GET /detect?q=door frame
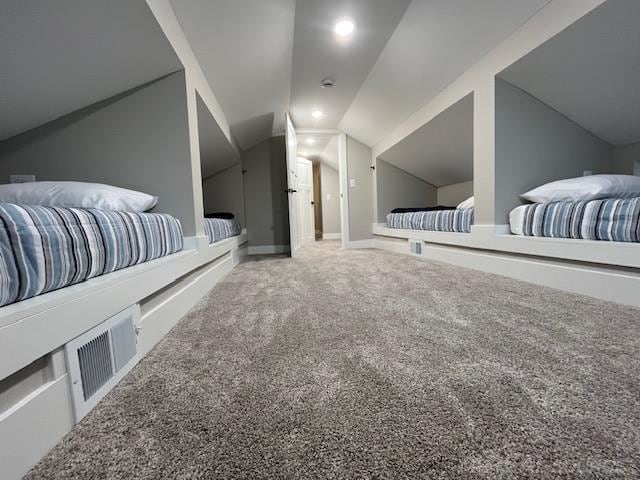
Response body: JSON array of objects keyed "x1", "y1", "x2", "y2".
[
  {"x1": 285, "y1": 114, "x2": 301, "y2": 257},
  {"x1": 296, "y1": 128, "x2": 350, "y2": 249}
]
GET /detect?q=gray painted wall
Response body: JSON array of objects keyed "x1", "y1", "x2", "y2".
[
  {"x1": 612, "y1": 142, "x2": 640, "y2": 175},
  {"x1": 320, "y1": 163, "x2": 340, "y2": 235},
  {"x1": 242, "y1": 136, "x2": 290, "y2": 248},
  {"x1": 0, "y1": 71, "x2": 202, "y2": 235},
  {"x1": 437, "y1": 180, "x2": 473, "y2": 207},
  {"x1": 495, "y1": 78, "x2": 613, "y2": 224},
  {"x1": 202, "y1": 163, "x2": 246, "y2": 226},
  {"x1": 347, "y1": 136, "x2": 374, "y2": 241},
  {"x1": 376, "y1": 158, "x2": 437, "y2": 222}
]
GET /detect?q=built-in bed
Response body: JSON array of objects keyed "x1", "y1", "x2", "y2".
[
  {"x1": 203, "y1": 217, "x2": 242, "y2": 244},
  {"x1": 510, "y1": 198, "x2": 640, "y2": 243},
  {"x1": 0, "y1": 202, "x2": 184, "y2": 307},
  {"x1": 387, "y1": 207, "x2": 474, "y2": 233}
]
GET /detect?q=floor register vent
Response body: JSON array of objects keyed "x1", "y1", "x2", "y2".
[
  {"x1": 65, "y1": 305, "x2": 140, "y2": 421},
  {"x1": 409, "y1": 239, "x2": 423, "y2": 256}
]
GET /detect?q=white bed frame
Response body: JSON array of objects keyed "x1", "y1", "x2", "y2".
[
  {"x1": 0, "y1": 230, "x2": 247, "y2": 480},
  {"x1": 373, "y1": 223, "x2": 640, "y2": 307}
]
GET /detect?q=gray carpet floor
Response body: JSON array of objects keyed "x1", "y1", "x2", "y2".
[{"x1": 26, "y1": 241, "x2": 640, "y2": 479}]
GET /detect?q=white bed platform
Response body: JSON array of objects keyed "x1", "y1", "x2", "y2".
[
  {"x1": 373, "y1": 224, "x2": 640, "y2": 308},
  {"x1": 0, "y1": 230, "x2": 247, "y2": 480}
]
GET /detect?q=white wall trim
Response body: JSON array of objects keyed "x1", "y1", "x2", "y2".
[
  {"x1": 374, "y1": 239, "x2": 640, "y2": 307},
  {"x1": 373, "y1": 237, "x2": 409, "y2": 254},
  {"x1": 0, "y1": 374, "x2": 74, "y2": 480},
  {"x1": 347, "y1": 239, "x2": 374, "y2": 249},
  {"x1": 373, "y1": 223, "x2": 640, "y2": 269},
  {"x1": 138, "y1": 254, "x2": 233, "y2": 357},
  {"x1": 322, "y1": 233, "x2": 341, "y2": 240},
  {"x1": 183, "y1": 235, "x2": 209, "y2": 250},
  {"x1": 338, "y1": 132, "x2": 351, "y2": 248},
  {"x1": 248, "y1": 245, "x2": 291, "y2": 255},
  {"x1": 419, "y1": 243, "x2": 640, "y2": 308}
]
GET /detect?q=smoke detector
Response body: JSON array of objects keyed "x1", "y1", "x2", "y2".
[{"x1": 321, "y1": 78, "x2": 335, "y2": 88}]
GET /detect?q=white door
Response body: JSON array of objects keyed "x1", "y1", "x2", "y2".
[
  {"x1": 296, "y1": 157, "x2": 315, "y2": 244},
  {"x1": 285, "y1": 114, "x2": 301, "y2": 257}
]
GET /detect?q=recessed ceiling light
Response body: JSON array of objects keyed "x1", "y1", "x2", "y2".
[
  {"x1": 311, "y1": 110, "x2": 323, "y2": 119},
  {"x1": 334, "y1": 19, "x2": 355, "y2": 37},
  {"x1": 306, "y1": 138, "x2": 316, "y2": 145}
]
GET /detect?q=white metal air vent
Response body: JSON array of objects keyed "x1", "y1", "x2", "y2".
[
  {"x1": 409, "y1": 239, "x2": 423, "y2": 256},
  {"x1": 65, "y1": 305, "x2": 140, "y2": 422}
]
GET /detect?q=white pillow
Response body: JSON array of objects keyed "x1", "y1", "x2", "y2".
[
  {"x1": 457, "y1": 196, "x2": 474, "y2": 209},
  {"x1": 0, "y1": 181, "x2": 158, "y2": 212},
  {"x1": 521, "y1": 175, "x2": 640, "y2": 204}
]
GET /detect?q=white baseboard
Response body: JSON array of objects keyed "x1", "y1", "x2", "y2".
[
  {"x1": 376, "y1": 240, "x2": 640, "y2": 307},
  {"x1": 373, "y1": 237, "x2": 410, "y2": 254},
  {"x1": 322, "y1": 233, "x2": 341, "y2": 240},
  {"x1": 248, "y1": 245, "x2": 291, "y2": 255},
  {"x1": 347, "y1": 239, "x2": 374, "y2": 249},
  {"x1": 138, "y1": 254, "x2": 233, "y2": 357},
  {"x1": 0, "y1": 374, "x2": 74, "y2": 480}
]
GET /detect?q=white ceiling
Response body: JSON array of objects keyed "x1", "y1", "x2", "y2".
[
  {"x1": 170, "y1": 0, "x2": 295, "y2": 151},
  {"x1": 339, "y1": 0, "x2": 551, "y2": 147},
  {"x1": 297, "y1": 134, "x2": 331, "y2": 158},
  {"x1": 297, "y1": 134, "x2": 339, "y2": 170},
  {"x1": 197, "y1": 94, "x2": 240, "y2": 179},
  {"x1": 0, "y1": 0, "x2": 182, "y2": 142},
  {"x1": 288, "y1": 0, "x2": 411, "y2": 131},
  {"x1": 499, "y1": 0, "x2": 640, "y2": 147},
  {"x1": 171, "y1": 0, "x2": 552, "y2": 154},
  {"x1": 378, "y1": 94, "x2": 473, "y2": 187}
]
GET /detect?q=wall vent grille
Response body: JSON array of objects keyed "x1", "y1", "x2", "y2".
[
  {"x1": 66, "y1": 305, "x2": 140, "y2": 422},
  {"x1": 409, "y1": 239, "x2": 423, "y2": 256},
  {"x1": 77, "y1": 332, "x2": 113, "y2": 401}
]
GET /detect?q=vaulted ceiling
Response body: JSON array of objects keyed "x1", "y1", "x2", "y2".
[
  {"x1": 171, "y1": 0, "x2": 551, "y2": 152},
  {"x1": 499, "y1": 0, "x2": 640, "y2": 147},
  {"x1": 1, "y1": 0, "x2": 554, "y2": 157},
  {"x1": 0, "y1": 0, "x2": 182, "y2": 142}
]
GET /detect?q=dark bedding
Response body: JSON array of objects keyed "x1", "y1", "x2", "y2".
[
  {"x1": 205, "y1": 212, "x2": 235, "y2": 220},
  {"x1": 390, "y1": 206, "x2": 456, "y2": 214}
]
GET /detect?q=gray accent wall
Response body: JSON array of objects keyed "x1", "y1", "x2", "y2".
[
  {"x1": 495, "y1": 78, "x2": 613, "y2": 224},
  {"x1": 202, "y1": 163, "x2": 246, "y2": 227},
  {"x1": 347, "y1": 136, "x2": 374, "y2": 242},
  {"x1": 242, "y1": 136, "x2": 290, "y2": 248},
  {"x1": 376, "y1": 159, "x2": 437, "y2": 222},
  {"x1": 0, "y1": 71, "x2": 203, "y2": 236},
  {"x1": 437, "y1": 180, "x2": 473, "y2": 207},
  {"x1": 319, "y1": 163, "x2": 340, "y2": 235}
]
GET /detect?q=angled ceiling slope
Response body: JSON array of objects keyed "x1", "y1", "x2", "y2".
[
  {"x1": 170, "y1": 0, "x2": 295, "y2": 152},
  {"x1": 197, "y1": 94, "x2": 240, "y2": 179},
  {"x1": 288, "y1": 0, "x2": 411, "y2": 131},
  {"x1": 0, "y1": 0, "x2": 182, "y2": 142},
  {"x1": 378, "y1": 94, "x2": 473, "y2": 187},
  {"x1": 499, "y1": 0, "x2": 640, "y2": 147},
  {"x1": 340, "y1": 0, "x2": 551, "y2": 147}
]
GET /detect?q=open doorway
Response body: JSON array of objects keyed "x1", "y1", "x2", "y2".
[
  {"x1": 285, "y1": 114, "x2": 348, "y2": 258},
  {"x1": 298, "y1": 134, "x2": 342, "y2": 243}
]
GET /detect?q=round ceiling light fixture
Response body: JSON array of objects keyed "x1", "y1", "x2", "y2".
[
  {"x1": 311, "y1": 110, "x2": 323, "y2": 119},
  {"x1": 306, "y1": 137, "x2": 316, "y2": 145},
  {"x1": 334, "y1": 19, "x2": 355, "y2": 37}
]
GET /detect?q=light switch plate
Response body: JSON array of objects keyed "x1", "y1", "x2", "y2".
[
  {"x1": 10, "y1": 174, "x2": 36, "y2": 183},
  {"x1": 349, "y1": 179, "x2": 356, "y2": 188}
]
